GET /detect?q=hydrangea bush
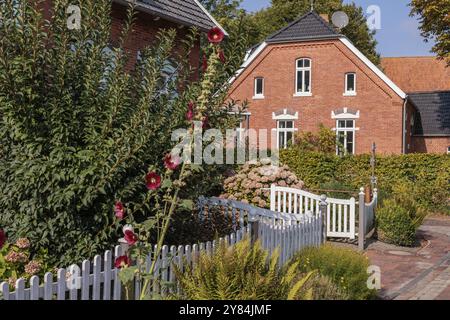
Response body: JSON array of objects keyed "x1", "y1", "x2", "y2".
[
  {"x1": 221, "y1": 161, "x2": 304, "y2": 208},
  {"x1": 0, "y1": 231, "x2": 54, "y2": 289}
]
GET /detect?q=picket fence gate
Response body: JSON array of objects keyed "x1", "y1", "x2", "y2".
[{"x1": 270, "y1": 185, "x2": 356, "y2": 239}]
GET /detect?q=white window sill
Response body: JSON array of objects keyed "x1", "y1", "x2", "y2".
[
  {"x1": 343, "y1": 92, "x2": 357, "y2": 97},
  {"x1": 252, "y1": 95, "x2": 265, "y2": 100},
  {"x1": 293, "y1": 92, "x2": 312, "y2": 97}
]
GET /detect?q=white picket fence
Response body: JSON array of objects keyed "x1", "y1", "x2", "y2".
[
  {"x1": 270, "y1": 185, "x2": 356, "y2": 239},
  {"x1": 198, "y1": 197, "x2": 324, "y2": 266},
  {"x1": 258, "y1": 216, "x2": 323, "y2": 266},
  {"x1": 1, "y1": 194, "x2": 328, "y2": 301},
  {"x1": 0, "y1": 227, "x2": 250, "y2": 300}
]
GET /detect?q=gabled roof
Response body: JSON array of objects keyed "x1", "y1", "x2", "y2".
[
  {"x1": 230, "y1": 11, "x2": 406, "y2": 99},
  {"x1": 409, "y1": 91, "x2": 450, "y2": 136},
  {"x1": 266, "y1": 11, "x2": 340, "y2": 43},
  {"x1": 382, "y1": 57, "x2": 450, "y2": 93},
  {"x1": 116, "y1": 0, "x2": 227, "y2": 35}
]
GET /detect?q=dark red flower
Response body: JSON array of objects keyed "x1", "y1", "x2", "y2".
[
  {"x1": 145, "y1": 172, "x2": 161, "y2": 190},
  {"x1": 186, "y1": 102, "x2": 195, "y2": 121},
  {"x1": 114, "y1": 201, "x2": 126, "y2": 220},
  {"x1": 202, "y1": 116, "x2": 209, "y2": 129},
  {"x1": 202, "y1": 55, "x2": 208, "y2": 72},
  {"x1": 207, "y1": 27, "x2": 225, "y2": 44},
  {"x1": 124, "y1": 230, "x2": 138, "y2": 246},
  {"x1": 164, "y1": 154, "x2": 181, "y2": 171},
  {"x1": 0, "y1": 229, "x2": 6, "y2": 249},
  {"x1": 219, "y1": 50, "x2": 226, "y2": 64},
  {"x1": 114, "y1": 255, "x2": 130, "y2": 269}
]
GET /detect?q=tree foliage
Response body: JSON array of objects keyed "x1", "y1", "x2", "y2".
[
  {"x1": 410, "y1": 0, "x2": 450, "y2": 65},
  {"x1": 0, "y1": 0, "x2": 242, "y2": 265}
]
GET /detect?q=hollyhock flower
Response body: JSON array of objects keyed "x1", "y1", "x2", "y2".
[
  {"x1": 218, "y1": 50, "x2": 226, "y2": 63},
  {"x1": 114, "y1": 201, "x2": 126, "y2": 220},
  {"x1": 124, "y1": 229, "x2": 138, "y2": 246},
  {"x1": 186, "y1": 102, "x2": 195, "y2": 121},
  {"x1": 207, "y1": 27, "x2": 225, "y2": 44},
  {"x1": 164, "y1": 154, "x2": 181, "y2": 171},
  {"x1": 0, "y1": 229, "x2": 6, "y2": 249},
  {"x1": 202, "y1": 55, "x2": 208, "y2": 72},
  {"x1": 15, "y1": 238, "x2": 30, "y2": 249},
  {"x1": 114, "y1": 255, "x2": 130, "y2": 269},
  {"x1": 145, "y1": 172, "x2": 161, "y2": 190}
]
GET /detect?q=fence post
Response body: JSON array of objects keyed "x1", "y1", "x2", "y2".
[
  {"x1": 270, "y1": 184, "x2": 276, "y2": 212},
  {"x1": 319, "y1": 194, "x2": 328, "y2": 244},
  {"x1": 250, "y1": 217, "x2": 260, "y2": 246},
  {"x1": 358, "y1": 187, "x2": 366, "y2": 251}
]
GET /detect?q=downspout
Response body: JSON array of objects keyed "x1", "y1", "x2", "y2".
[{"x1": 402, "y1": 97, "x2": 408, "y2": 154}]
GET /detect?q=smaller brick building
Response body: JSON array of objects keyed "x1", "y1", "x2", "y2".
[{"x1": 228, "y1": 11, "x2": 450, "y2": 155}]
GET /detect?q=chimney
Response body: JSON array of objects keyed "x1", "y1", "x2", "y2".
[{"x1": 320, "y1": 13, "x2": 330, "y2": 23}]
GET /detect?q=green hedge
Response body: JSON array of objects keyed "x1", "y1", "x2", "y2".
[{"x1": 280, "y1": 150, "x2": 450, "y2": 213}]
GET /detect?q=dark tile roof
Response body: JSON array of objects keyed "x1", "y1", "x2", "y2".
[
  {"x1": 266, "y1": 11, "x2": 340, "y2": 43},
  {"x1": 409, "y1": 91, "x2": 450, "y2": 136},
  {"x1": 135, "y1": 0, "x2": 220, "y2": 32}
]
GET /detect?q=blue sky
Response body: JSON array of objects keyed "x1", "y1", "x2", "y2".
[{"x1": 240, "y1": 0, "x2": 435, "y2": 57}]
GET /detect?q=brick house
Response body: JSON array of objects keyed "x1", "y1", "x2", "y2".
[
  {"x1": 228, "y1": 11, "x2": 450, "y2": 155},
  {"x1": 39, "y1": 0, "x2": 226, "y2": 73}
]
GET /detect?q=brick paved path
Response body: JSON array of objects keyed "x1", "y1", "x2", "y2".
[{"x1": 365, "y1": 216, "x2": 450, "y2": 300}]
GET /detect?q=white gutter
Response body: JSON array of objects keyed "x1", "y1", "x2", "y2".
[
  {"x1": 193, "y1": 0, "x2": 229, "y2": 36},
  {"x1": 402, "y1": 97, "x2": 408, "y2": 154}
]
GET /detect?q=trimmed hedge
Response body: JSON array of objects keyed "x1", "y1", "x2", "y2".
[{"x1": 280, "y1": 150, "x2": 450, "y2": 213}]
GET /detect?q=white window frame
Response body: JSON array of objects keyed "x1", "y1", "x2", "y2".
[
  {"x1": 344, "y1": 73, "x2": 357, "y2": 96},
  {"x1": 447, "y1": 146, "x2": 450, "y2": 155},
  {"x1": 253, "y1": 77, "x2": 265, "y2": 99},
  {"x1": 335, "y1": 120, "x2": 357, "y2": 156},
  {"x1": 294, "y1": 58, "x2": 312, "y2": 97},
  {"x1": 276, "y1": 120, "x2": 297, "y2": 149}
]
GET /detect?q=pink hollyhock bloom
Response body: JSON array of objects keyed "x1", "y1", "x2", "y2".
[
  {"x1": 218, "y1": 50, "x2": 226, "y2": 63},
  {"x1": 124, "y1": 230, "x2": 138, "y2": 246},
  {"x1": 164, "y1": 154, "x2": 181, "y2": 171},
  {"x1": 0, "y1": 229, "x2": 6, "y2": 249},
  {"x1": 145, "y1": 172, "x2": 161, "y2": 190},
  {"x1": 114, "y1": 255, "x2": 130, "y2": 269},
  {"x1": 114, "y1": 201, "x2": 126, "y2": 220},
  {"x1": 207, "y1": 27, "x2": 225, "y2": 44}
]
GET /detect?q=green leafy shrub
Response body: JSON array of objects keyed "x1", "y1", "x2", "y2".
[
  {"x1": 376, "y1": 182, "x2": 427, "y2": 246},
  {"x1": 172, "y1": 238, "x2": 315, "y2": 300},
  {"x1": 298, "y1": 274, "x2": 350, "y2": 300},
  {"x1": 0, "y1": 1, "x2": 244, "y2": 265},
  {"x1": 294, "y1": 124, "x2": 338, "y2": 154},
  {"x1": 280, "y1": 150, "x2": 450, "y2": 214},
  {"x1": 220, "y1": 161, "x2": 304, "y2": 208},
  {"x1": 293, "y1": 244, "x2": 376, "y2": 300}
]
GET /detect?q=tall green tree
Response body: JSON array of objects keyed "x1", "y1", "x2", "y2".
[
  {"x1": 246, "y1": 0, "x2": 380, "y2": 65},
  {"x1": 410, "y1": 0, "x2": 450, "y2": 65}
]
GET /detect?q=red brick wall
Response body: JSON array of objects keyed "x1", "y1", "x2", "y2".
[
  {"x1": 37, "y1": 1, "x2": 201, "y2": 74},
  {"x1": 110, "y1": 3, "x2": 200, "y2": 74},
  {"x1": 228, "y1": 40, "x2": 406, "y2": 154},
  {"x1": 411, "y1": 137, "x2": 450, "y2": 154}
]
